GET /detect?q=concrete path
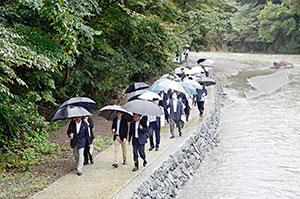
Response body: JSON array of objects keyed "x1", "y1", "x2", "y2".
[{"x1": 31, "y1": 92, "x2": 212, "y2": 199}]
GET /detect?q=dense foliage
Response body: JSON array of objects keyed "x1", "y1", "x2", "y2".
[
  {"x1": 224, "y1": 0, "x2": 300, "y2": 53},
  {"x1": 0, "y1": 0, "x2": 232, "y2": 170}
]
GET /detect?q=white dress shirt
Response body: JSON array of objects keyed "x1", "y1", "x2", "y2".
[
  {"x1": 76, "y1": 121, "x2": 82, "y2": 134},
  {"x1": 116, "y1": 118, "x2": 121, "y2": 135},
  {"x1": 135, "y1": 120, "x2": 140, "y2": 138},
  {"x1": 173, "y1": 98, "x2": 178, "y2": 113}
]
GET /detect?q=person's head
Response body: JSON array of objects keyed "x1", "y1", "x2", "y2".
[
  {"x1": 74, "y1": 117, "x2": 81, "y2": 123},
  {"x1": 133, "y1": 113, "x2": 142, "y2": 121},
  {"x1": 172, "y1": 92, "x2": 177, "y2": 99},
  {"x1": 116, "y1": 111, "x2": 123, "y2": 118}
]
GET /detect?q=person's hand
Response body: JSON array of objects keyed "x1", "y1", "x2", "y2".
[
  {"x1": 116, "y1": 136, "x2": 121, "y2": 143},
  {"x1": 69, "y1": 133, "x2": 74, "y2": 139},
  {"x1": 112, "y1": 129, "x2": 115, "y2": 134},
  {"x1": 123, "y1": 138, "x2": 127, "y2": 143}
]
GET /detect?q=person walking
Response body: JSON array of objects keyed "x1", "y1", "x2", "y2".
[
  {"x1": 178, "y1": 92, "x2": 190, "y2": 122},
  {"x1": 83, "y1": 116, "x2": 94, "y2": 165},
  {"x1": 161, "y1": 90, "x2": 171, "y2": 123},
  {"x1": 111, "y1": 111, "x2": 129, "y2": 168},
  {"x1": 167, "y1": 92, "x2": 184, "y2": 139},
  {"x1": 195, "y1": 84, "x2": 208, "y2": 117},
  {"x1": 148, "y1": 99, "x2": 161, "y2": 151},
  {"x1": 67, "y1": 117, "x2": 90, "y2": 176},
  {"x1": 128, "y1": 114, "x2": 148, "y2": 172}
]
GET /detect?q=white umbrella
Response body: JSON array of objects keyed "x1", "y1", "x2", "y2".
[
  {"x1": 138, "y1": 91, "x2": 162, "y2": 101},
  {"x1": 153, "y1": 79, "x2": 185, "y2": 93},
  {"x1": 183, "y1": 79, "x2": 202, "y2": 88},
  {"x1": 200, "y1": 59, "x2": 214, "y2": 67},
  {"x1": 186, "y1": 66, "x2": 205, "y2": 75},
  {"x1": 174, "y1": 66, "x2": 189, "y2": 74},
  {"x1": 127, "y1": 89, "x2": 148, "y2": 101},
  {"x1": 122, "y1": 100, "x2": 163, "y2": 116}
]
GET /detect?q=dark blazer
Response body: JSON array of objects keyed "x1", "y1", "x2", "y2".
[
  {"x1": 194, "y1": 88, "x2": 208, "y2": 102},
  {"x1": 167, "y1": 98, "x2": 184, "y2": 119},
  {"x1": 128, "y1": 116, "x2": 148, "y2": 145},
  {"x1": 87, "y1": 117, "x2": 95, "y2": 140},
  {"x1": 112, "y1": 117, "x2": 128, "y2": 141},
  {"x1": 67, "y1": 120, "x2": 89, "y2": 148}
]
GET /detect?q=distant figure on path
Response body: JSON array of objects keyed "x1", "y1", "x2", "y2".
[
  {"x1": 195, "y1": 84, "x2": 208, "y2": 117},
  {"x1": 111, "y1": 112, "x2": 129, "y2": 168},
  {"x1": 167, "y1": 92, "x2": 184, "y2": 138},
  {"x1": 67, "y1": 117, "x2": 90, "y2": 176},
  {"x1": 148, "y1": 99, "x2": 161, "y2": 151},
  {"x1": 128, "y1": 114, "x2": 148, "y2": 172},
  {"x1": 83, "y1": 116, "x2": 95, "y2": 165}
]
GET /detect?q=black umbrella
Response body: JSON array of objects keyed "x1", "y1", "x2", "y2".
[
  {"x1": 99, "y1": 105, "x2": 133, "y2": 121},
  {"x1": 52, "y1": 105, "x2": 92, "y2": 121},
  {"x1": 197, "y1": 58, "x2": 206, "y2": 64},
  {"x1": 60, "y1": 97, "x2": 96, "y2": 110},
  {"x1": 122, "y1": 99, "x2": 163, "y2": 116},
  {"x1": 127, "y1": 89, "x2": 147, "y2": 101},
  {"x1": 125, "y1": 82, "x2": 149, "y2": 93},
  {"x1": 198, "y1": 77, "x2": 216, "y2": 86}
]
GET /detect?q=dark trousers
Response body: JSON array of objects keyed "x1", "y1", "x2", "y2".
[
  {"x1": 84, "y1": 143, "x2": 92, "y2": 163},
  {"x1": 197, "y1": 101, "x2": 205, "y2": 115},
  {"x1": 163, "y1": 107, "x2": 169, "y2": 122},
  {"x1": 132, "y1": 138, "x2": 146, "y2": 162},
  {"x1": 149, "y1": 122, "x2": 160, "y2": 148}
]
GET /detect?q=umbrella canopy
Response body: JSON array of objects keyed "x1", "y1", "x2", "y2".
[
  {"x1": 59, "y1": 97, "x2": 96, "y2": 110},
  {"x1": 179, "y1": 82, "x2": 197, "y2": 95},
  {"x1": 200, "y1": 59, "x2": 214, "y2": 67},
  {"x1": 160, "y1": 73, "x2": 181, "y2": 81},
  {"x1": 99, "y1": 105, "x2": 133, "y2": 121},
  {"x1": 174, "y1": 66, "x2": 189, "y2": 74},
  {"x1": 127, "y1": 89, "x2": 147, "y2": 101},
  {"x1": 197, "y1": 58, "x2": 206, "y2": 64},
  {"x1": 122, "y1": 99, "x2": 163, "y2": 116},
  {"x1": 183, "y1": 79, "x2": 202, "y2": 88},
  {"x1": 198, "y1": 77, "x2": 216, "y2": 86},
  {"x1": 151, "y1": 79, "x2": 185, "y2": 93},
  {"x1": 125, "y1": 82, "x2": 149, "y2": 93},
  {"x1": 186, "y1": 66, "x2": 205, "y2": 75},
  {"x1": 52, "y1": 105, "x2": 92, "y2": 121},
  {"x1": 138, "y1": 91, "x2": 162, "y2": 101}
]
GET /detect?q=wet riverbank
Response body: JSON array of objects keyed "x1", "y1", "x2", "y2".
[{"x1": 177, "y1": 52, "x2": 300, "y2": 199}]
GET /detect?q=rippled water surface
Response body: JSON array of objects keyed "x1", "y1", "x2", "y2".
[{"x1": 178, "y1": 54, "x2": 300, "y2": 199}]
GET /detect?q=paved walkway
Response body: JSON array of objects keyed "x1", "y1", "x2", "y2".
[{"x1": 31, "y1": 91, "x2": 212, "y2": 199}]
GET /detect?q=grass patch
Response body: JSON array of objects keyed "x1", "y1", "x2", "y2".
[{"x1": 93, "y1": 137, "x2": 113, "y2": 151}]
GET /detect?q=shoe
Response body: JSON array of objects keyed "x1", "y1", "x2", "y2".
[
  {"x1": 179, "y1": 132, "x2": 182, "y2": 137},
  {"x1": 170, "y1": 136, "x2": 175, "y2": 139},
  {"x1": 149, "y1": 146, "x2": 154, "y2": 151},
  {"x1": 132, "y1": 167, "x2": 139, "y2": 172},
  {"x1": 143, "y1": 160, "x2": 147, "y2": 167},
  {"x1": 112, "y1": 163, "x2": 118, "y2": 168},
  {"x1": 122, "y1": 161, "x2": 127, "y2": 165},
  {"x1": 155, "y1": 147, "x2": 159, "y2": 151},
  {"x1": 83, "y1": 161, "x2": 88, "y2": 165},
  {"x1": 90, "y1": 156, "x2": 94, "y2": 164},
  {"x1": 77, "y1": 172, "x2": 82, "y2": 176}
]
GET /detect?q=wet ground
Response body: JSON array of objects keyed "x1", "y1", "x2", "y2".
[{"x1": 178, "y1": 52, "x2": 300, "y2": 199}]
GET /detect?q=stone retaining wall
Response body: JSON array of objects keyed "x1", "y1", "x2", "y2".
[{"x1": 132, "y1": 85, "x2": 221, "y2": 199}]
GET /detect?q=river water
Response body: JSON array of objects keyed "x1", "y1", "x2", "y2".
[{"x1": 177, "y1": 53, "x2": 300, "y2": 199}]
